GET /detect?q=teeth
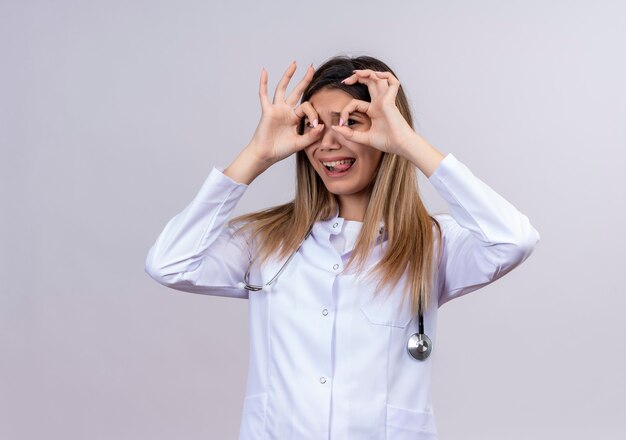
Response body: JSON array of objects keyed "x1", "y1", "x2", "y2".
[{"x1": 322, "y1": 159, "x2": 355, "y2": 167}]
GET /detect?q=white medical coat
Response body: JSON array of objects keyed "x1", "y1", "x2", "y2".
[{"x1": 145, "y1": 153, "x2": 540, "y2": 439}]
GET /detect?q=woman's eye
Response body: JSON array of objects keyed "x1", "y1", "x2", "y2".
[{"x1": 346, "y1": 119, "x2": 357, "y2": 126}]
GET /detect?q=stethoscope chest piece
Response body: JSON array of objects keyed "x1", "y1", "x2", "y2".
[
  {"x1": 407, "y1": 332, "x2": 432, "y2": 360},
  {"x1": 407, "y1": 305, "x2": 432, "y2": 361}
]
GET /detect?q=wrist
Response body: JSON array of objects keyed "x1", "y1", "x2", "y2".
[
  {"x1": 395, "y1": 129, "x2": 420, "y2": 158},
  {"x1": 398, "y1": 131, "x2": 446, "y2": 178},
  {"x1": 224, "y1": 147, "x2": 273, "y2": 185}
]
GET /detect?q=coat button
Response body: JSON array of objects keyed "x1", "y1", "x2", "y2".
[
  {"x1": 319, "y1": 377, "x2": 327, "y2": 384},
  {"x1": 333, "y1": 264, "x2": 339, "y2": 270},
  {"x1": 322, "y1": 309, "x2": 328, "y2": 316}
]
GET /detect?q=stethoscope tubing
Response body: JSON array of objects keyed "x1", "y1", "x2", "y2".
[{"x1": 241, "y1": 223, "x2": 432, "y2": 360}]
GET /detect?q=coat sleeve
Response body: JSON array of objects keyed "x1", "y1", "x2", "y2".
[
  {"x1": 144, "y1": 167, "x2": 252, "y2": 299},
  {"x1": 427, "y1": 153, "x2": 541, "y2": 307}
]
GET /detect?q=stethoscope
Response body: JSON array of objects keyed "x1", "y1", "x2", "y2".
[{"x1": 239, "y1": 223, "x2": 432, "y2": 361}]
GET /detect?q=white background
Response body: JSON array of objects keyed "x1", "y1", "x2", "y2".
[{"x1": 1, "y1": 0, "x2": 625, "y2": 438}]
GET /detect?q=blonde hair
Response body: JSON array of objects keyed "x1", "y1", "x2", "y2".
[{"x1": 230, "y1": 55, "x2": 442, "y2": 316}]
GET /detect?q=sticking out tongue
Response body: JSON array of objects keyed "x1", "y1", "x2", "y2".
[{"x1": 333, "y1": 161, "x2": 354, "y2": 172}]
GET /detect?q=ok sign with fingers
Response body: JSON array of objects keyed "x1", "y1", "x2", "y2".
[
  {"x1": 247, "y1": 61, "x2": 324, "y2": 166},
  {"x1": 225, "y1": 61, "x2": 324, "y2": 184},
  {"x1": 330, "y1": 69, "x2": 416, "y2": 157}
]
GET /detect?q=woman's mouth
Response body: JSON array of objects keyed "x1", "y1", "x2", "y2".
[{"x1": 322, "y1": 158, "x2": 356, "y2": 176}]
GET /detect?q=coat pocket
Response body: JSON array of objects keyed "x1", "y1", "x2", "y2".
[
  {"x1": 359, "y1": 289, "x2": 414, "y2": 328},
  {"x1": 238, "y1": 392, "x2": 267, "y2": 440},
  {"x1": 386, "y1": 404, "x2": 438, "y2": 439}
]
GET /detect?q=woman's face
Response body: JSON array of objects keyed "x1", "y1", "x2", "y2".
[{"x1": 303, "y1": 88, "x2": 383, "y2": 209}]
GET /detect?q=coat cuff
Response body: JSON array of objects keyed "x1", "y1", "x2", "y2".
[{"x1": 192, "y1": 166, "x2": 249, "y2": 204}]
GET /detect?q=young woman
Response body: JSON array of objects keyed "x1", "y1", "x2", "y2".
[{"x1": 145, "y1": 55, "x2": 540, "y2": 439}]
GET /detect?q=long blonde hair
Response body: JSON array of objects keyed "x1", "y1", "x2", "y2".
[{"x1": 230, "y1": 55, "x2": 442, "y2": 315}]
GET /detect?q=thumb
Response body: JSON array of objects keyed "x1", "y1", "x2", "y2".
[
  {"x1": 295, "y1": 124, "x2": 325, "y2": 150},
  {"x1": 331, "y1": 125, "x2": 369, "y2": 144}
]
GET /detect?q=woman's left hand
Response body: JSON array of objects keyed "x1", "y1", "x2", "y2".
[{"x1": 331, "y1": 69, "x2": 416, "y2": 156}]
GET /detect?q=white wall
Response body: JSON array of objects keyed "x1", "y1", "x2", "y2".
[{"x1": 1, "y1": 0, "x2": 624, "y2": 438}]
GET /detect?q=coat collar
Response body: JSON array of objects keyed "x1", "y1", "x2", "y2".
[
  {"x1": 311, "y1": 207, "x2": 386, "y2": 240},
  {"x1": 312, "y1": 206, "x2": 343, "y2": 239}
]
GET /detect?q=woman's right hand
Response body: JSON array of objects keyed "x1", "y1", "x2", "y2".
[
  {"x1": 224, "y1": 61, "x2": 323, "y2": 185},
  {"x1": 246, "y1": 61, "x2": 324, "y2": 165}
]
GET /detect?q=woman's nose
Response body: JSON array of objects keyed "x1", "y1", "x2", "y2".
[{"x1": 319, "y1": 125, "x2": 341, "y2": 151}]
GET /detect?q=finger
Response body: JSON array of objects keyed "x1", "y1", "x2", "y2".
[
  {"x1": 373, "y1": 71, "x2": 398, "y2": 82},
  {"x1": 340, "y1": 72, "x2": 358, "y2": 85},
  {"x1": 294, "y1": 101, "x2": 319, "y2": 128},
  {"x1": 356, "y1": 69, "x2": 390, "y2": 96},
  {"x1": 338, "y1": 99, "x2": 370, "y2": 126},
  {"x1": 343, "y1": 71, "x2": 380, "y2": 99},
  {"x1": 286, "y1": 64, "x2": 315, "y2": 107},
  {"x1": 374, "y1": 71, "x2": 401, "y2": 103},
  {"x1": 340, "y1": 70, "x2": 384, "y2": 99},
  {"x1": 273, "y1": 60, "x2": 297, "y2": 104},
  {"x1": 330, "y1": 124, "x2": 369, "y2": 145},
  {"x1": 259, "y1": 67, "x2": 270, "y2": 110},
  {"x1": 355, "y1": 69, "x2": 389, "y2": 83},
  {"x1": 295, "y1": 123, "x2": 325, "y2": 150}
]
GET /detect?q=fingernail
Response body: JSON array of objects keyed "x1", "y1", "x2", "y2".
[
  {"x1": 339, "y1": 118, "x2": 344, "y2": 127},
  {"x1": 312, "y1": 119, "x2": 318, "y2": 128},
  {"x1": 340, "y1": 78, "x2": 347, "y2": 83}
]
